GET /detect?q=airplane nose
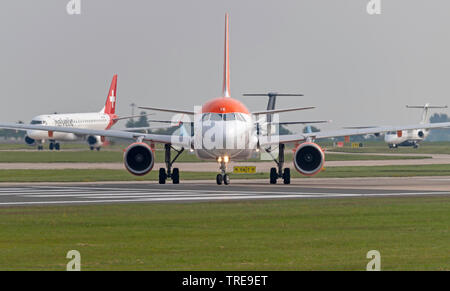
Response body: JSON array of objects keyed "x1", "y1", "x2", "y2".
[{"x1": 224, "y1": 121, "x2": 246, "y2": 149}]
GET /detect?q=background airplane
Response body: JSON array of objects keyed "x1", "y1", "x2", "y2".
[
  {"x1": 22, "y1": 75, "x2": 151, "y2": 151},
  {"x1": 2, "y1": 14, "x2": 450, "y2": 185},
  {"x1": 385, "y1": 104, "x2": 448, "y2": 148}
]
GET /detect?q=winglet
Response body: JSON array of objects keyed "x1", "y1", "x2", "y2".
[
  {"x1": 222, "y1": 13, "x2": 230, "y2": 98},
  {"x1": 103, "y1": 74, "x2": 118, "y2": 114}
]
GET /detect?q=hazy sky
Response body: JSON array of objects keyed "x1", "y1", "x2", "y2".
[{"x1": 1, "y1": 0, "x2": 450, "y2": 131}]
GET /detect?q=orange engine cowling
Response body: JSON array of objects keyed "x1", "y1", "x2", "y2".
[
  {"x1": 123, "y1": 142, "x2": 155, "y2": 176},
  {"x1": 293, "y1": 142, "x2": 325, "y2": 176}
]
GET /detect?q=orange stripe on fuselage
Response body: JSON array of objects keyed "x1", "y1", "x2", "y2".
[{"x1": 201, "y1": 97, "x2": 250, "y2": 114}]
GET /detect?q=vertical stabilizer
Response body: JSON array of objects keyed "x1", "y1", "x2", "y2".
[
  {"x1": 103, "y1": 74, "x2": 118, "y2": 114},
  {"x1": 222, "y1": 13, "x2": 230, "y2": 98}
]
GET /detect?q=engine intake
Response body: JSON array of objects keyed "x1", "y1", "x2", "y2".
[
  {"x1": 124, "y1": 142, "x2": 154, "y2": 176},
  {"x1": 87, "y1": 135, "x2": 103, "y2": 147},
  {"x1": 417, "y1": 131, "x2": 424, "y2": 138},
  {"x1": 24, "y1": 136, "x2": 36, "y2": 146},
  {"x1": 293, "y1": 142, "x2": 325, "y2": 176}
]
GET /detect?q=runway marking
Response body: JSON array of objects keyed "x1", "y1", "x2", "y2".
[{"x1": 0, "y1": 185, "x2": 449, "y2": 206}]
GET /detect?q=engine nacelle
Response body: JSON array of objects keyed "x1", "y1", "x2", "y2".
[
  {"x1": 87, "y1": 135, "x2": 103, "y2": 147},
  {"x1": 24, "y1": 135, "x2": 36, "y2": 146},
  {"x1": 417, "y1": 131, "x2": 424, "y2": 138},
  {"x1": 293, "y1": 142, "x2": 325, "y2": 176},
  {"x1": 123, "y1": 142, "x2": 155, "y2": 176}
]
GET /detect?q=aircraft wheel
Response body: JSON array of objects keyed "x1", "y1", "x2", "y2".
[
  {"x1": 49, "y1": 143, "x2": 54, "y2": 150},
  {"x1": 159, "y1": 168, "x2": 167, "y2": 184},
  {"x1": 172, "y1": 168, "x2": 180, "y2": 184},
  {"x1": 283, "y1": 168, "x2": 291, "y2": 185},
  {"x1": 216, "y1": 174, "x2": 223, "y2": 185},
  {"x1": 90, "y1": 146, "x2": 94, "y2": 151},
  {"x1": 96, "y1": 147, "x2": 101, "y2": 151},
  {"x1": 55, "y1": 143, "x2": 60, "y2": 151},
  {"x1": 223, "y1": 174, "x2": 230, "y2": 185},
  {"x1": 270, "y1": 167, "x2": 277, "y2": 184},
  {"x1": 37, "y1": 145, "x2": 43, "y2": 151}
]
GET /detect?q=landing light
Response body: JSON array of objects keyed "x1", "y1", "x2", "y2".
[
  {"x1": 224, "y1": 155, "x2": 229, "y2": 163},
  {"x1": 217, "y1": 157, "x2": 223, "y2": 163}
]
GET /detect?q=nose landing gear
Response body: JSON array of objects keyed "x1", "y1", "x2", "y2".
[{"x1": 216, "y1": 157, "x2": 230, "y2": 185}]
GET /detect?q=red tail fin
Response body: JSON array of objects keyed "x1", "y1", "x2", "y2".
[
  {"x1": 104, "y1": 74, "x2": 117, "y2": 114},
  {"x1": 222, "y1": 13, "x2": 230, "y2": 98}
]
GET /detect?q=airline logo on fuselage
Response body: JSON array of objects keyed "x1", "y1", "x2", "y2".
[{"x1": 54, "y1": 118, "x2": 75, "y2": 127}]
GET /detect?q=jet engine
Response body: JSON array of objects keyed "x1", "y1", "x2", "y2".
[
  {"x1": 293, "y1": 142, "x2": 325, "y2": 176},
  {"x1": 24, "y1": 136, "x2": 36, "y2": 146},
  {"x1": 87, "y1": 135, "x2": 103, "y2": 148},
  {"x1": 123, "y1": 142, "x2": 155, "y2": 176},
  {"x1": 417, "y1": 131, "x2": 424, "y2": 138}
]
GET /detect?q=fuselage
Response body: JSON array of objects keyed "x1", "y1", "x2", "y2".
[
  {"x1": 384, "y1": 128, "x2": 428, "y2": 146},
  {"x1": 193, "y1": 97, "x2": 258, "y2": 160},
  {"x1": 27, "y1": 112, "x2": 117, "y2": 141}
]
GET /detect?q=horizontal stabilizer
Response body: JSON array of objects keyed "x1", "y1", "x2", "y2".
[
  {"x1": 113, "y1": 113, "x2": 154, "y2": 121},
  {"x1": 138, "y1": 106, "x2": 195, "y2": 115},
  {"x1": 252, "y1": 106, "x2": 315, "y2": 115},
  {"x1": 407, "y1": 105, "x2": 448, "y2": 109},
  {"x1": 278, "y1": 120, "x2": 331, "y2": 125},
  {"x1": 243, "y1": 93, "x2": 303, "y2": 97}
]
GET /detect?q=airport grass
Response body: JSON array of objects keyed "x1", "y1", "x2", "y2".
[
  {"x1": 327, "y1": 141, "x2": 450, "y2": 154},
  {"x1": 0, "y1": 164, "x2": 450, "y2": 182},
  {"x1": 0, "y1": 150, "x2": 430, "y2": 163},
  {"x1": 0, "y1": 197, "x2": 448, "y2": 270}
]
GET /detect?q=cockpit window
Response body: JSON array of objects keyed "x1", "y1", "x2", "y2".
[
  {"x1": 235, "y1": 113, "x2": 245, "y2": 121},
  {"x1": 202, "y1": 113, "x2": 211, "y2": 121},
  {"x1": 210, "y1": 113, "x2": 223, "y2": 121},
  {"x1": 223, "y1": 113, "x2": 236, "y2": 121},
  {"x1": 30, "y1": 120, "x2": 43, "y2": 124}
]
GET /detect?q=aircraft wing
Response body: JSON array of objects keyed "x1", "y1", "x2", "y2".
[
  {"x1": 260, "y1": 122, "x2": 450, "y2": 146},
  {"x1": 0, "y1": 122, "x2": 191, "y2": 147}
]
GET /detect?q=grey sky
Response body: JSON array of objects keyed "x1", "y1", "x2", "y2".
[{"x1": 1, "y1": 0, "x2": 450, "y2": 131}]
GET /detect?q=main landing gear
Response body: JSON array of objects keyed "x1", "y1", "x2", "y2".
[
  {"x1": 49, "y1": 141, "x2": 60, "y2": 151},
  {"x1": 216, "y1": 156, "x2": 230, "y2": 185},
  {"x1": 159, "y1": 144, "x2": 184, "y2": 184},
  {"x1": 267, "y1": 144, "x2": 290, "y2": 184}
]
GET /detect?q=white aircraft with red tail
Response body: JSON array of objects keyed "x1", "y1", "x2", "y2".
[
  {"x1": 19, "y1": 75, "x2": 151, "y2": 151},
  {"x1": 2, "y1": 14, "x2": 450, "y2": 185}
]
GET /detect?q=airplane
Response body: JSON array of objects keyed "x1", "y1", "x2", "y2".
[
  {"x1": 20, "y1": 75, "x2": 151, "y2": 151},
  {"x1": 2, "y1": 13, "x2": 450, "y2": 185},
  {"x1": 385, "y1": 104, "x2": 448, "y2": 148}
]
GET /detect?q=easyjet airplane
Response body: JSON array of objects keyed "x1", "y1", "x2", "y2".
[
  {"x1": 18, "y1": 75, "x2": 149, "y2": 151},
  {"x1": 2, "y1": 14, "x2": 450, "y2": 185}
]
